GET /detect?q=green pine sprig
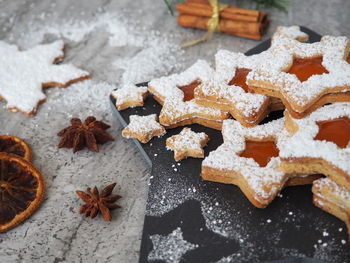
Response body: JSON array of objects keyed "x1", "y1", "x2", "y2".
[
  {"x1": 252, "y1": 0, "x2": 290, "y2": 13},
  {"x1": 163, "y1": 0, "x2": 175, "y2": 16},
  {"x1": 163, "y1": 0, "x2": 291, "y2": 15}
]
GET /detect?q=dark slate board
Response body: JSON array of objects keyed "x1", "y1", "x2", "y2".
[{"x1": 110, "y1": 27, "x2": 350, "y2": 263}]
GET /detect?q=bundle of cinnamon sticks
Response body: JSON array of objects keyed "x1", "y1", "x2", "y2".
[{"x1": 176, "y1": 0, "x2": 269, "y2": 40}]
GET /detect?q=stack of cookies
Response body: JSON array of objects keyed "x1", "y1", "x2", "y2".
[{"x1": 112, "y1": 26, "x2": 350, "y2": 240}]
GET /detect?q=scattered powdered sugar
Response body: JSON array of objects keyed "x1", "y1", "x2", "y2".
[
  {"x1": 33, "y1": 79, "x2": 117, "y2": 120},
  {"x1": 5, "y1": 11, "x2": 185, "y2": 86},
  {"x1": 113, "y1": 31, "x2": 184, "y2": 84},
  {"x1": 313, "y1": 238, "x2": 348, "y2": 263},
  {"x1": 8, "y1": 13, "x2": 143, "y2": 48},
  {"x1": 148, "y1": 227, "x2": 198, "y2": 263},
  {"x1": 146, "y1": 146, "x2": 349, "y2": 262}
]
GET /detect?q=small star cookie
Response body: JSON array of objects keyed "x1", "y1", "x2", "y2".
[
  {"x1": 111, "y1": 84, "x2": 148, "y2": 110},
  {"x1": 148, "y1": 60, "x2": 229, "y2": 130},
  {"x1": 280, "y1": 102, "x2": 350, "y2": 191},
  {"x1": 122, "y1": 114, "x2": 166, "y2": 143},
  {"x1": 166, "y1": 127, "x2": 209, "y2": 161},
  {"x1": 201, "y1": 118, "x2": 319, "y2": 208},
  {"x1": 248, "y1": 26, "x2": 350, "y2": 118},
  {"x1": 0, "y1": 40, "x2": 90, "y2": 115},
  {"x1": 312, "y1": 178, "x2": 350, "y2": 240}
]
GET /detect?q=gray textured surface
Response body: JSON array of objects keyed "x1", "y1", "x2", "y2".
[{"x1": 0, "y1": 0, "x2": 349, "y2": 262}]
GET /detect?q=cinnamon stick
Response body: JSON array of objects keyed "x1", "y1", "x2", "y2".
[
  {"x1": 177, "y1": 2, "x2": 262, "y2": 23},
  {"x1": 178, "y1": 14, "x2": 264, "y2": 40}
]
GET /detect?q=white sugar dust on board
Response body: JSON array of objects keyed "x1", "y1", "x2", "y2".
[
  {"x1": 5, "y1": 11, "x2": 185, "y2": 86},
  {"x1": 145, "y1": 163, "x2": 349, "y2": 263},
  {"x1": 148, "y1": 228, "x2": 198, "y2": 263}
]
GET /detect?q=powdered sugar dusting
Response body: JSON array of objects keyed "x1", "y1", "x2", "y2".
[
  {"x1": 10, "y1": 13, "x2": 143, "y2": 48},
  {"x1": 0, "y1": 40, "x2": 89, "y2": 114},
  {"x1": 114, "y1": 32, "x2": 183, "y2": 85},
  {"x1": 148, "y1": 228, "x2": 198, "y2": 263},
  {"x1": 6, "y1": 12, "x2": 185, "y2": 86}
]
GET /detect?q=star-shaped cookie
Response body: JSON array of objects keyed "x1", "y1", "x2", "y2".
[
  {"x1": 194, "y1": 26, "x2": 311, "y2": 127},
  {"x1": 148, "y1": 60, "x2": 229, "y2": 130},
  {"x1": 194, "y1": 49, "x2": 288, "y2": 127},
  {"x1": 111, "y1": 84, "x2": 148, "y2": 110},
  {"x1": 166, "y1": 127, "x2": 209, "y2": 161},
  {"x1": 122, "y1": 114, "x2": 166, "y2": 143},
  {"x1": 148, "y1": 227, "x2": 198, "y2": 263},
  {"x1": 248, "y1": 27, "x2": 350, "y2": 118},
  {"x1": 280, "y1": 102, "x2": 350, "y2": 190},
  {"x1": 201, "y1": 118, "x2": 319, "y2": 208},
  {"x1": 0, "y1": 40, "x2": 90, "y2": 115}
]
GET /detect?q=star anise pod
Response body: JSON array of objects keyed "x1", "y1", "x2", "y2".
[
  {"x1": 57, "y1": 116, "x2": 114, "y2": 153},
  {"x1": 76, "y1": 183, "x2": 121, "y2": 221}
]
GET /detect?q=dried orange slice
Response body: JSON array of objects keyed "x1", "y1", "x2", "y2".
[
  {"x1": 0, "y1": 135, "x2": 32, "y2": 161},
  {"x1": 0, "y1": 153, "x2": 45, "y2": 232}
]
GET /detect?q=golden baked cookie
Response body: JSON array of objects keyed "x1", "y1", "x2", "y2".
[
  {"x1": 148, "y1": 60, "x2": 229, "y2": 130},
  {"x1": 166, "y1": 128, "x2": 209, "y2": 161},
  {"x1": 122, "y1": 114, "x2": 166, "y2": 143},
  {"x1": 280, "y1": 103, "x2": 350, "y2": 191}
]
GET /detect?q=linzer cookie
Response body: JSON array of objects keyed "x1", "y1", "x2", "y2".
[
  {"x1": 194, "y1": 50, "x2": 286, "y2": 127},
  {"x1": 280, "y1": 103, "x2": 350, "y2": 190},
  {"x1": 111, "y1": 84, "x2": 148, "y2": 110},
  {"x1": 148, "y1": 60, "x2": 229, "y2": 130},
  {"x1": 201, "y1": 118, "x2": 318, "y2": 208},
  {"x1": 122, "y1": 114, "x2": 166, "y2": 143},
  {"x1": 312, "y1": 178, "x2": 350, "y2": 240},
  {"x1": 166, "y1": 128, "x2": 209, "y2": 161},
  {"x1": 247, "y1": 27, "x2": 350, "y2": 119},
  {"x1": 0, "y1": 40, "x2": 90, "y2": 115},
  {"x1": 194, "y1": 26, "x2": 311, "y2": 127}
]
